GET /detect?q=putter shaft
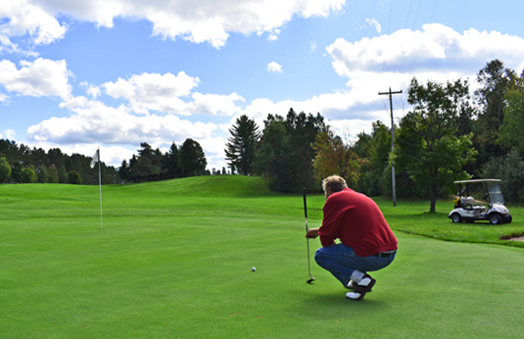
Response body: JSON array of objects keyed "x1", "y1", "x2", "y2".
[{"x1": 303, "y1": 188, "x2": 315, "y2": 283}]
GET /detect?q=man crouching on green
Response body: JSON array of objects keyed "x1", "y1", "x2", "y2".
[{"x1": 306, "y1": 175, "x2": 398, "y2": 300}]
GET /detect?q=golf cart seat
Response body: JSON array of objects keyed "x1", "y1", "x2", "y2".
[
  {"x1": 453, "y1": 195, "x2": 476, "y2": 209},
  {"x1": 449, "y1": 179, "x2": 512, "y2": 225}
]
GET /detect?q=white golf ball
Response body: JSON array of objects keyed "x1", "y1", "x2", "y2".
[{"x1": 252, "y1": 267, "x2": 256, "y2": 272}]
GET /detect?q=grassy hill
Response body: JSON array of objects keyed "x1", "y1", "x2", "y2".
[{"x1": 1, "y1": 176, "x2": 523, "y2": 338}]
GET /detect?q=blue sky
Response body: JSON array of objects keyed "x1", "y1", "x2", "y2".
[{"x1": 1, "y1": 0, "x2": 524, "y2": 170}]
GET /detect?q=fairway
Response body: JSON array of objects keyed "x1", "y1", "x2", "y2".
[{"x1": 1, "y1": 176, "x2": 523, "y2": 338}]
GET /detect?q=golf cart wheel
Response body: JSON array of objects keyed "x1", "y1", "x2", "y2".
[
  {"x1": 489, "y1": 213, "x2": 502, "y2": 225},
  {"x1": 451, "y1": 213, "x2": 462, "y2": 223}
]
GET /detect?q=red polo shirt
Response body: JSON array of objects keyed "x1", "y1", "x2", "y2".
[{"x1": 318, "y1": 188, "x2": 398, "y2": 257}]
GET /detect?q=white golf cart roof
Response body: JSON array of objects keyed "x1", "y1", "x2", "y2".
[{"x1": 454, "y1": 179, "x2": 501, "y2": 184}]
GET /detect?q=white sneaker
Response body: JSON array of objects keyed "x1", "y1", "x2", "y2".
[
  {"x1": 347, "y1": 274, "x2": 376, "y2": 292},
  {"x1": 358, "y1": 276, "x2": 374, "y2": 289},
  {"x1": 346, "y1": 291, "x2": 365, "y2": 300}
]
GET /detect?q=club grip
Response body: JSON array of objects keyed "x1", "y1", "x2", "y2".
[{"x1": 303, "y1": 188, "x2": 308, "y2": 219}]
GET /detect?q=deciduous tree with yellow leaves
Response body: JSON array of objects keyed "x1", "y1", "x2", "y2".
[{"x1": 312, "y1": 128, "x2": 364, "y2": 186}]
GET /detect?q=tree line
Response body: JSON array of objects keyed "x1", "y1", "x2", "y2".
[
  {"x1": 118, "y1": 139, "x2": 208, "y2": 183},
  {"x1": 226, "y1": 59, "x2": 524, "y2": 210},
  {"x1": 0, "y1": 140, "x2": 119, "y2": 184},
  {"x1": 0, "y1": 137, "x2": 209, "y2": 185}
]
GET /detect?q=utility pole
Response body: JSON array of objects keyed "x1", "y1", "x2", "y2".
[{"x1": 379, "y1": 87, "x2": 402, "y2": 207}]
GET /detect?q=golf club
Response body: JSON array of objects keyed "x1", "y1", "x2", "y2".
[{"x1": 303, "y1": 188, "x2": 315, "y2": 284}]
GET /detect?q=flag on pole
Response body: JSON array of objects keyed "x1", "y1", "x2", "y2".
[
  {"x1": 90, "y1": 148, "x2": 103, "y2": 230},
  {"x1": 90, "y1": 149, "x2": 99, "y2": 169}
]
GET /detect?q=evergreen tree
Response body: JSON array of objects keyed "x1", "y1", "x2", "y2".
[
  {"x1": 164, "y1": 142, "x2": 181, "y2": 179},
  {"x1": 48, "y1": 148, "x2": 65, "y2": 169},
  {"x1": 11, "y1": 161, "x2": 23, "y2": 183},
  {"x1": 284, "y1": 109, "x2": 325, "y2": 191},
  {"x1": 130, "y1": 143, "x2": 163, "y2": 182},
  {"x1": 119, "y1": 160, "x2": 131, "y2": 183},
  {"x1": 180, "y1": 138, "x2": 207, "y2": 177},
  {"x1": 254, "y1": 115, "x2": 295, "y2": 192},
  {"x1": 254, "y1": 110, "x2": 325, "y2": 192},
  {"x1": 225, "y1": 115, "x2": 260, "y2": 175}
]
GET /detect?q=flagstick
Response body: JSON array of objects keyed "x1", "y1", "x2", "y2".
[{"x1": 98, "y1": 148, "x2": 103, "y2": 230}]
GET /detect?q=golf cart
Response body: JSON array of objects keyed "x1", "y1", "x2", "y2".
[{"x1": 448, "y1": 179, "x2": 512, "y2": 225}]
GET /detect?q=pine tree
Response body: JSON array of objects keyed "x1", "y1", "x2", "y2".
[
  {"x1": 180, "y1": 138, "x2": 207, "y2": 177},
  {"x1": 225, "y1": 115, "x2": 260, "y2": 175}
]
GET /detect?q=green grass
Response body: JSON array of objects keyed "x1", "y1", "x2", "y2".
[{"x1": 1, "y1": 176, "x2": 523, "y2": 338}]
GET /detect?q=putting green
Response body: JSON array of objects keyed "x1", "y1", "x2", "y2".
[{"x1": 0, "y1": 177, "x2": 522, "y2": 338}]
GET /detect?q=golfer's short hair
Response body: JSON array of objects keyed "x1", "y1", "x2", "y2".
[{"x1": 322, "y1": 175, "x2": 348, "y2": 193}]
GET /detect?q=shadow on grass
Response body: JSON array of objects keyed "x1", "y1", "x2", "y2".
[{"x1": 296, "y1": 289, "x2": 390, "y2": 316}]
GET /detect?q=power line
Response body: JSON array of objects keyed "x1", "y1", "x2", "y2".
[
  {"x1": 429, "y1": 0, "x2": 440, "y2": 23},
  {"x1": 408, "y1": 0, "x2": 440, "y2": 73},
  {"x1": 387, "y1": 0, "x2": 394, "y2": 35},
  {"x1": 392, "y1": 0, "x2": 441, "y2": 74},
  {"x1": 411, "y1": 0, "x2": 423, "y2": 31},
  {"x1": 383, "y1": 0, "x2": 395, "y2": 74},
  {"x1": 404, "y1": 0, "x2": 414, "y2": 28}
]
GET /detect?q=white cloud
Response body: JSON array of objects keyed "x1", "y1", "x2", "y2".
[
  {"x1": 101, "y1": 71, "x2": 244, "y2": 116},
  {"x1": 47, "y1": 142, "x2": 136, "y2": 169},
  {"x1": 27, "y1": 96, "x2": 220, "y2": 147},
  {"x1": 21, "y1": 67, "x2": 246, "y2": 168},
  {"x1": 329, "y1": 119, "x2": 374, "y2": 142},
  {"x1": 80, "y1": 82, "x2": 101, "y2": 99},
  {"x1": 267, "y1": 61, "x2": 283, "y2": 73},
  {"x1": 0, "y1": 58, "x2": 72, "y2": 99},
  {"x1": 103, "y1": 71, "x2": 200, "y2": 115},
  {"x1": 191, "y1": 92, "x2": 245, "y2": 116},
  {"x1": 2, "y1": 0, "x2": 345, "y2": 49},
  {"x1": 146, "y1": 0, "x2": 345, "y2": 47},
  {"x1": 104, "y1": 71, "x2": 199, "y2": 100},
  {"x1": 365, "y1": 18, "x2": 381, "y2": 34},
  {"x1": 310, "y1": 41, "x2": 317, "y2": 52},
  {"x1": 327, "y1": 24, "x2": 524, "y2": 77},
  {"x1": 0, "y1": 129, "x2": 16, "y2": 140},
  {"x1": 324, "y1": 24, "x2": 524, "y2": 118},
  {"x1": 0, "y1": 92, "x2": 9, "y2": 102},
  {"x1": 26, "y1": 95, "x2": 228, "y2": 168},
  {"x1": 197, "y1": 135, "x2": 228, "y2": 171},
  {"x1": 239, "y1": 90, "x2": 387, "y2": 130},
  {"x1": 0, "y1": 0, "x2": 67, "y2": 52},
  {"x1": 267, "y1": 28, "x2": 281, "y2": 41}
]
